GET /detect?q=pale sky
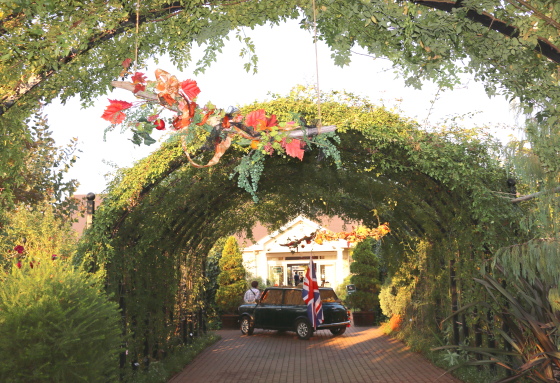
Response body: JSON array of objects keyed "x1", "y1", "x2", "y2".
[{"x1": 47, "y1": 20, "x2": 520, "y2": 195}]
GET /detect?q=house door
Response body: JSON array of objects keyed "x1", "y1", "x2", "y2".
[{"x1": 288, "y1": 265, "x2": 306, "y2": 286}]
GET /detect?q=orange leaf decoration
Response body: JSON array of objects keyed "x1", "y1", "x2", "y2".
[
  {"x1": 180, "y1": 79, "x2": 201, "y2": 101},
  {"x1": 184, "y1": 135, "x2": 233, "y2": 168},
  {"x1": 222, "y1": 115, "x2": 231, "y2": 128},
  {"x1": 172, "y1": 115, "x2": 192, "y2": 130},
  {"x1": 101, "y1": 99, "x2": 133, "y2": 124},
  {"x1": 197, "y1": 109, "x2": 215, "y2": 126},
  {"x1": 155, "y1": 69, "x2": 180, "y2": 106}
]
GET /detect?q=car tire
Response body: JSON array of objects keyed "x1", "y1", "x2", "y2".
[
  {"x1": 295, "y1": 319, "x2": 313, "y2": 340},
  {"x1": 330, "y1": 326, "x2": 346, "y2": 336},
  {"x1": 240, "y1": 316, "x2": 254, "y2": 335}
]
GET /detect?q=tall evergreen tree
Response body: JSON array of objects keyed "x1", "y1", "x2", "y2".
[{"x1": 214, "y1": 236, "x2": 247, "y2": 314}]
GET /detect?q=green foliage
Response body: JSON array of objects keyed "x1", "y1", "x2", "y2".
[
  {"x1": 0, "y1": 260, "x2": 121, "y2": 382},
  {"x1": 0, "y1": 108, "x2": 78, "y2": 230},
  {"x1": 205, "y1": 237, "x2": 227, "y2": 313},
  {"x1": 121, "y1": 333, "x2": 220, "y2": 383},
  {"x1": 335, "y1": 275, "x2": 352, "y2": 302},
  {"x1": 435, "y1": 267, "x2": 560, "y2": 382},
  {"x1": 78, "y1": 87, "x2": 521, "y2": 380},
  {"x1": 346, "y1": 237, "x2": 380, "y2": 311},
  {"x1": 0, "y1": 201, "x2": 78, "y2": 272},
  {"x1": 215, "y1": 236, "x2": 247, "y2": 314}
]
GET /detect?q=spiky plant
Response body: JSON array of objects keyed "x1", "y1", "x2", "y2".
[{"x1": 435, "y1": 265, "x2": 560, "y2": 382}]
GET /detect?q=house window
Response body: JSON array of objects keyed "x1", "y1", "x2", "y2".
[{"x1": 269, "y1": 266, "x2": 284, "y2": 286}]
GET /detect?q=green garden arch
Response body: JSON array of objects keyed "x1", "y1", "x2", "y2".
[{"x1": 79, "y1": 95, "x2": 521, "y2": 369}]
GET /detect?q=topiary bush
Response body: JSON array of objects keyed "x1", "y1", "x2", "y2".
[
  {"x1": 0, "y1": 258, "x2": 122, "y2": 382},
  {"x1": 214, "y1": 236, "x2": 247, "y2": 314},
  {"x1": 346, "y1": 237, "x2": 381, "y2": 311}
]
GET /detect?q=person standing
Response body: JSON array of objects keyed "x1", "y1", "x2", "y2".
[
  {"x1": 244, "y1": 281, "x2": 261, "y2": 303},
  {"x1": 293, "y1": 271, "x2": 300, "y2": 286}
]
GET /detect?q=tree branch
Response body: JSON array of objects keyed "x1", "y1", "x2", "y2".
[
  {"x1": 0, "y1": 2, "x2": 189, "y2": 117},
  {"x1": 411, "y1": 0, "x2": 560, "y2": 64},
  {"x1": 510, "y1": 186, "x2": 560, "y2": 203}
]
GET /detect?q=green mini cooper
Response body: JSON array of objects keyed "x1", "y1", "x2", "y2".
[{"x1": 238, "y1": 286, "x2": 351, "y2": 340}]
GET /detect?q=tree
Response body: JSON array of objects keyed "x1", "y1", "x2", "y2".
[
  {"x1": 347, "y1": 237, "x2": 381, "y2": 312},
  {"x1": 214, "y1": 236, "x2": 247, "y2": 314},
  {"x1": 0, "y1": 107, "x2": 78, "y2": 230},
  {"x1": 0, "y1": 259, "x2": 122, "y2": 382}
]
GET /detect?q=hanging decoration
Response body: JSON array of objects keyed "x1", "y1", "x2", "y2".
[
  {"x1": 280, "y1": 223, "x2": 391, "y2": 251},
  {"x1": 102, "y1": 61, "x2": 338, "y2": 169}
]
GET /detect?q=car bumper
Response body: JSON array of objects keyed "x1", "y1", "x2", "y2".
[{"x1": 317, "y1": 320, "x2": 351, "y2": 329}]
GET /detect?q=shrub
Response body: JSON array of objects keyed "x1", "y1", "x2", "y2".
[
  {"x1": 0, "y1": 259, "x2": 122, "y2": 382},
  {"x1": 381, "y1": 314, "x2": 403, "y2": 335},
  {"x1": 214, "y1": 236, "x2": 247, "y2": 314},
  {"x1": 346, "y1": 237, "x2": 380, "y2": 311}
]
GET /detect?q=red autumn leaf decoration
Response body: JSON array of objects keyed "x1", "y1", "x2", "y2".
[
  {"x1": 180, "y1": 79, "x2": 201, "y2": 101},
  {"x1": 122, "y1": 58, "x2": 132, "y2": 70},
  {"x1": 131, "y1": 72, "x2": 146, "y2": 84},
  {"x1": 131, "y1": 72, "x2": 147, "y2": 93},
  {"x1": 102, "y1": 99, "x2": 133, "y2": 124},
  {"x1": 245, "y1": 109, "x2": 278, "y2": 131},
  {"x1": 282, "y1": 138, "x2": 305, "y2": 161},
  {"x1": 245, "y1": 109, "x2": 265, "y2": 128}
]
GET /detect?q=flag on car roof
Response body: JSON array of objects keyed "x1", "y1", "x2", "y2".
[{"x1": 302, "y1": 256, "x2": 323, "y2": 329}]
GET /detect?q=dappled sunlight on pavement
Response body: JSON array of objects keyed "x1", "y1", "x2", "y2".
[{"x1": 169, "y1": 325, "x2": 462, "y2": 383}]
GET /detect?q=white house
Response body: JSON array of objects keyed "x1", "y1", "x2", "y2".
[{"x1": 239, "y1": 215, "x2": 358, "y2": 288}]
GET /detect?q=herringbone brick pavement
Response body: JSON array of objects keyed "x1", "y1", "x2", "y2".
[{"x1": 169, "y1": 325, "x2": 462, "y2": 383}]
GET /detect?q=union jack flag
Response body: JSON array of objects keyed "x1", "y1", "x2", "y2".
[{"x1": 302, "y1": 256, "x2": 324, "y2": 329}]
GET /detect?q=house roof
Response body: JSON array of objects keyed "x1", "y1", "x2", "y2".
[{"x1": 240, "y1": 215, "x2": 359, "y2": 253}]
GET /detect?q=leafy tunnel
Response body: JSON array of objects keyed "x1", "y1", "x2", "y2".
[{"x1": 78, "y1": 93, "x2": 522, "y2": 365}]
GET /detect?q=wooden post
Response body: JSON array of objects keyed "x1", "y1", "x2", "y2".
[
  {"x1": 85, "y1": 192, "x2": 95, "y2": 229},
  {"x1": 450, "y1": 259, "x2": 460, "y2": 345}
]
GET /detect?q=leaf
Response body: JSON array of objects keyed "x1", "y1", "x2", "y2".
[
  {"x1": 133, "y1": 83, "x2": 146, "y2": 93},
  {"x1": 245, "y1": 109, "x2": 266, "y2": 128},
  {"x1": 185, "y1": 135, "x2": 232, "y2": 168},
  {"x1": 122, "y1": 58, "x2": 132, "y2": 70},
  {"x1": 101, "y1": 99, "x2": 133, "y2": 124},
  {"x1": 131, "y1": 72, "x2": 146, "y2": 84},
  {"x1": 282, "y1": 138, "x2": 305, "y2": 161},
  {"x1": 155, "y1": 69, "x2": 180, "y2": 106},
  {"x1": 180, "y1": 79, "x2": 201, "y2": 100},
  {"x1": 244, "y1": 109, "x2": 277, "y2": 130}
]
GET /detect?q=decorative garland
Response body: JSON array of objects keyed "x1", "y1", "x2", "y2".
[
  {"x1": 280, "y1": 223, "x2": 391, "y2": 250},
  {"x1": 102, "y1": 62, "x2": 341, "y2": 200}
]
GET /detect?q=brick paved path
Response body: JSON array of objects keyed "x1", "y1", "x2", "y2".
[{"x1": 169, "y1": 325, "x2": 462, "y2": 383}]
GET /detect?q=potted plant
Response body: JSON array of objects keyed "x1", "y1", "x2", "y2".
[
  {"x1": 346, "y1": 237, "x2": 380, "y2": 326},
  {"x1": 214, "y1": 236, "x2": 247, "y2": 329}
]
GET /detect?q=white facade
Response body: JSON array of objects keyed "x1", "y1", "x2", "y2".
[{"x1": 241, "y1": 215, "x2": 354, "y2": 288}]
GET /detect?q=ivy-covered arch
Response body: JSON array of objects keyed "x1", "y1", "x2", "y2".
[{"x1": 78, "y1": 91, "x2": 522, "y2": 370}]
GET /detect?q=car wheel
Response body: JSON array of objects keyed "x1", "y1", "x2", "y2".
[
  {"x1": 295, "y1": 319, "x2": 313, "y2": 340},
  {"x1": 330, "y1": 326, "x2": 346, "y2": 336},
  {"x1": 240, "y1": 316, "x2": 254, "y2": 335}
]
